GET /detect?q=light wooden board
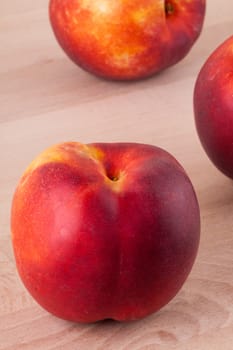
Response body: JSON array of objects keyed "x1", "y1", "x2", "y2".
[{"x1": 1, "y1": 1, "x2": 233, "y2": 349}]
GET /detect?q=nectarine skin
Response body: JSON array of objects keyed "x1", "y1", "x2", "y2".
[
  {"x1": 11, "y1": 142, "x2": 200, "y2": 322},
  {"x1": 49, "y1": 0, "x2": 206, "y2": 80},
  {"x1": 194, "y1": 36, "x2": 233, "y2": 179}
]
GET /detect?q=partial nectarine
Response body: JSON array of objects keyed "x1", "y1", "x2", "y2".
[
  {"x1": 194, "y1": 36, "x2": 233, "y2": 178},
  {"x1": 49, "y1": 0, "x2": 206, "y2": 80}
]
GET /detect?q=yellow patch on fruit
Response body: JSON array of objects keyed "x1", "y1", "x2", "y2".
[
  {"x1": 82, "y1": 144, "x2": 105, "y2": 163},
  {"x1": 110, "y1": 52, "x2": 135, "y2": 69},
  {"x1": 20, "y1": 146, "x2": 65, "y2": 187},
  {"x1": 132, "y1": 3, "x2": 163, "y2": 26}
]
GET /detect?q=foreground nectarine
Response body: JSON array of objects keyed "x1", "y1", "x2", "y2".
[
  {"x1": 49, "y1": 0, "x2": 206, "y2": 80},
  {"x1": 194, "y1": 36, "x2": 233, "y2": 179},
  {"x1": 11, "y1": 142, "x2": 200, "y2": 322}
]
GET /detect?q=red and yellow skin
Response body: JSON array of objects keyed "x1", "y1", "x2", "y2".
[
  {"x1": 11, "y1": 142, "x2": 200, "y2": 322},
  {"x1": 194, "y1": 36, "x2": 233, "y2": 179},
  {"x1": 49, "y1": 0, "x2": 206, "y2": 80}
]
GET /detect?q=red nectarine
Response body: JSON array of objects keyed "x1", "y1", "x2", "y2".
[
  {"x1": 49, "y1": 0, "x2": 206, "y2": 80},
  {"x1": 11, "y1": 142, "x2": 200, "y2": 322},
  {"x1": 194, "y1": 36, "x2": 233, "y2": 179}
]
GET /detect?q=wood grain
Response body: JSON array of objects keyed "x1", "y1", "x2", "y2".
[{"x1": 1, "y1": 1, "x2": 233, "y2": 349}]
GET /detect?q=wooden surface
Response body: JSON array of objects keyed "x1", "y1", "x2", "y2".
[{"x1": 1, "y1": 1, "x2": 233, "y2": 349}]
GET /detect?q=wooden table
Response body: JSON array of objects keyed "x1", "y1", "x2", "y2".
[{"x1": 1, "y1": 1, "x2": 233, "y2": 349}]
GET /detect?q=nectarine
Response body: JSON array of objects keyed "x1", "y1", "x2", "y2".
[
  {"x1": 11, "y1": 142, "x2": 200, "y2": 322},
  {"x1": 49, "y1": 0, "x2": 206, "y2": 80},
  {"x1": 194, "y1": 36, "x2": 233, "y2": 179}
]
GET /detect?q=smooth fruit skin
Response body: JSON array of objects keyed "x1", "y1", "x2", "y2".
[
  {"x1": 11, "y1": 142, "x2": 200, "y2": 322},
  {"x1": 49, "y1": 0, "x2": 206, "y2": 80},
  {"x1": 194, "y1": 36, "x2": 233, "y2": 179}
]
